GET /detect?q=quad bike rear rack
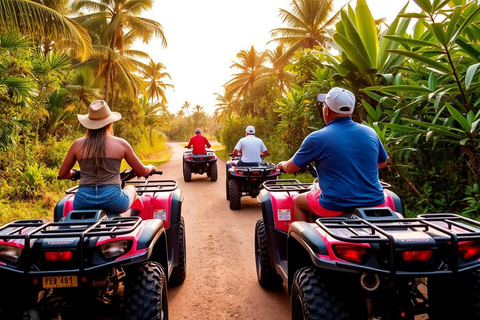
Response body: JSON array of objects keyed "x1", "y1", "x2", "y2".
[
  {"x1": 126, "y1": 179, "x2": 178, "y2": 194},
  {"x1": 231, "y1": 165, "x2": 278, "y2": 178},
  {"x1": 65, "y1": 179, "x2": 178, "y2": 194},
  {"x1": 263, "y1": 179, "x2": 313, "y2": 192},
  {"x1": 0, "y1": 212, "x2": 143, "y2": 274},
  {"x1": 315, "y1": 212, "x2": 480, "y2": 275}
]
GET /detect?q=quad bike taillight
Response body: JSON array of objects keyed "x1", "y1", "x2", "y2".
[
  {"x1": 234, "y1": 169, "x2": 246, "y2": 175},
  {"x1": 333, "y1": 244, "x2": 369, "y2": 263},
  {"x1": 401, "y1": 250, "x2": 433, "y2": 262},
  {"x1": 100, "y1": 240, "x2": 132, "y2": 259},
  {"x1": 44, "y1": 251, "x2": 73, "y2": 261},
  {"x1": 0, "y1": 244, "x2": 22, "y2": 263},
  {"x1": 458, "y1": 241, "x2": 480, "y2": 260}
]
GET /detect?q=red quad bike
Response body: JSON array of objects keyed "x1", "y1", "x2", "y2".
[
  {"x1": 255, "y1": 169, "x2": 480, "y2": 320},
  {"x1": 226, "y1": 154, "x2": 281, "y2": 210},
  {"x1": 182, "y1": 147, "x2": 218, "y2": 182},
  {"x1": 0, "y1": 169, "x2": 186, "y2": 320}
]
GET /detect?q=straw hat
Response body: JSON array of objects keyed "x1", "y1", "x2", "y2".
[{"x1": 77, "y1": 100, "x2": 122, "y2": 130}]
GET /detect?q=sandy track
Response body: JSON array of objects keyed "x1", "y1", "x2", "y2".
[{"x1": 162, "y1": 142, "x2": 290, "y2": 320}]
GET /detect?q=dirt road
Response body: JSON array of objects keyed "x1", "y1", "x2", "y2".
[
  {"x1": 162, "y1": 143, "x2": 290, "y2": 319},
  {"x1": 160, "y1": 142, "x2": 428, "y2": 320}
]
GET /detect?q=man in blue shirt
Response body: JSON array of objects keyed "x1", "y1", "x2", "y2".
[{"x1": 277, "y1": 87, "x2": 388, "y2": 222}]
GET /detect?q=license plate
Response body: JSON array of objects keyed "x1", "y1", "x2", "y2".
[{"x1": 42, "y1": 275, "x2": 78, "y2": 288}]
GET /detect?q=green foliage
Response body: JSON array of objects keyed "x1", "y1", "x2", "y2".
[{"x1": 14, "y1": 163, "x2": 46, "y2": 200}]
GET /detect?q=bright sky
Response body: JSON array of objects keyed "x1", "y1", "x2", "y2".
[{"x1": 137, "y1": 0, "x2": 414, "y2": 115}]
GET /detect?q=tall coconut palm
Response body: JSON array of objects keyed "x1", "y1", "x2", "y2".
[
  {"x1": 214, "y1": 91, "x2": 237, "y2": 122},
  {"x1": 225, "y1": 45, "x2": 271, "y2": 101},
  {"x1": 181, "y1": 101, "x2": 190, "y2": 117},
  {"x1": 64, "y1": 66, "x2": 103, "y2": 114},
  {"x1": 143, "y1": 59, "x2": 173, "y2": 104},
  {"x1": 192, "y1": 104, "x2": 204, "y2": 129},
  {"x1": 0, "y1": 0, "x2": 92, "y2": 60},
  {"x1": 269, "y1": 0, "x2": 341, "y2": 66},
  {"x1": 73, "y1": 0, "x2": 167, "y2": 104},
  {"x1": 139, "y1": 96, "x2": 165, "y2": 141},
  {"x1": 266, "y1": 44, "x2": 293, "y2": 93}
]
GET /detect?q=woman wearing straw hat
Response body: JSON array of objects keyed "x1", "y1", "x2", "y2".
[{"x1": 58, "y1": 100, "x2": 156, "y2": 213}]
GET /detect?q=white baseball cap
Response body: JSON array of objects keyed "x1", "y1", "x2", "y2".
[
  {"x1": 245, "y1": 125, "x2": 255, "y2": 134},
  {"x1": 317, "y1": 87, "x2": 355, "y2": 114}
]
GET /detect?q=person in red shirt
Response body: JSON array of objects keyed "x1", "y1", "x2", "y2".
[{"x1": 187, "y1": 128, "x2": 211, "y2": 154}]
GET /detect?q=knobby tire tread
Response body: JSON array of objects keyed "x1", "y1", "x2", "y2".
[
  {"x1": 255, "y1": 219, "x2": 283, "y2": 290},
  {"x1": 291, "y1": 267, "x2": 348, "y2": 320},
  {"x1": 124, "y1": 261, "x2": 168, "y2": 320},
  {"x1": 169, "y1": 217, "x2": 187, "y2": 285},
  {"x1": 229, "y1": 179, "x2": 242, "y2": 210}
]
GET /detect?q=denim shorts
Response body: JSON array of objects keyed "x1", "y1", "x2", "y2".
[{"x1": 73, "y1": 185, "x2": 130, "y2": 213}]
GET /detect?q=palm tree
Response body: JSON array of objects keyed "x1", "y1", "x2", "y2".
[
  {"x1": 213, "y1": 91, "x2": 236, "y2": 122},
  {"x1": 143, "y1": 59, "x2": 173, "y2": 104},
  {"x1": 139, "y1": 96, "x2": 165, "y2": 141},
  {"x1": 225, "y1": 45, "x2": 271, "y2": 101},
  {"x1": 0, "y1": 0, "x2": 92, "y2": 60},
  {"x1": 269, "y1": 0, "x2": 341, "y2": 66},
  {"x1": 181, "y1": 101, "x2": 190, "y2": 117},
  {"x1": 266, "y1": 45, "x2": 293, "y2": 93},
  {"x1": 192, "y1": 104, "x2": 204, "y2": 129},
  {"x1": 73, "y1": 0, "x2": 167, "y2": 104},
  {"x1": 64, "y1": 66, "x2": 103, "y2": 114}
]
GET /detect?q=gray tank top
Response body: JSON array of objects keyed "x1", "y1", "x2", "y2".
[{"x1": 78, "y1": 157, "x2": 122, "y2": 186}]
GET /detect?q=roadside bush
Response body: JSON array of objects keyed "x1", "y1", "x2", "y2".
[
  {"x1": 14, "y1": 163, "x2": 46, "y2": 200},
  {"x1": 34, "y1": 136, "x2": 73, "y2": 168},
  {"x1": 219, "y1": 115, "x2": 269, "y2": 153}
]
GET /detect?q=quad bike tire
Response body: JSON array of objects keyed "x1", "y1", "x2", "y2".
[
  {"x1": 229, "y1": 179, "x2": 242, "y2": 210},
  {"x1": 209, "y1": 162, "x2": 218, "y2": 182},
  {"x1": 226, "y1": 172, "x2": 230, "y2": 200},
  {"x1": 428, "y1": 271, "x2": 480, "y2": 319},
  {"x1": 169, "y1": 217, "x2": 187, "y2": 285},
  {"x1": 255, "y1": 219, "x2": 283, "y2": 290},
  {"x1": 183, "y1": 163, "x2": 192, "y2": 182},
  {"x1": 124, "y1": 261, "x2": 168, "y2": 320},
  {"x1": 291, "y1": 267, "x2": 348, "y2": 320}
]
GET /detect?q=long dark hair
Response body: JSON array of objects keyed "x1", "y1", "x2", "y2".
[{"x1": 80, "y1": 123, "x2": 113, "y2": 175}]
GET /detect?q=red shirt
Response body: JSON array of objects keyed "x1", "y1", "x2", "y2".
[{"x1": 187, "y1": 134, "x2": 211, "y2": 154}]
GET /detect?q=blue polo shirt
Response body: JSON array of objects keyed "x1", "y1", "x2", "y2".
[{"x1": 292, "y1": 117, "x2": 388, "y2": 211}]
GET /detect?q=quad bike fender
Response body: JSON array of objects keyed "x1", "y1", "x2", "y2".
[
  {"x1": 139, "y1": 189, "x2": 183, "y2": 228},
  {"x1": 134, "y1": 219, "x2": 169, "y2": 275},
  {"x1": 165, "y1": 189, "x2": 184, "y2": 270},
  {"x1": 54, "y1": 194, "x2": 75, "y2": 222},
  {"x1": 258, "y1": 189, "x2": 296, "y2": 232},
  {"x1": 384, "y1": 189, "x2": 405, "y2": 216},
  {"x1": 286, "y1": 221, "x2": 342, "y2": 293}
]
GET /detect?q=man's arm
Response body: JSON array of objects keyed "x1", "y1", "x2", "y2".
[
  {"x1": 260, "y1": 150, "x2": 268, "y2": 157},
  {"x1": 205, "y1": 137, "x2": 211, "y2": 149},
  {"x1": 232, "y1": 149, "x2": 240, "y2": 156},
  {"x1": 277, "y1": 159, "x2": 301, "y2": 173}
]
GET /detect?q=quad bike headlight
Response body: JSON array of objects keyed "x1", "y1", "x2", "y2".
[
  {"x1": 100, "y1": 240, "x2": 132, "y2": 259},
  {"x1": 0, "y1": 244, "x2": 22, "y2": 263}
]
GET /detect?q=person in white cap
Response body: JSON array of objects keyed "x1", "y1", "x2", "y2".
[
  {"x1": 187, "y1": 128, "x2": 211, "y2": 155},
  {"x1": 232, "y1": 125, "x2": 269, "y2": 166},
  {"x1": 277, "y1": 87, "x2": 388, "y2": 222},
  {"x1": 58, "y1": 100, "x2": 156, "y2": 213}
]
